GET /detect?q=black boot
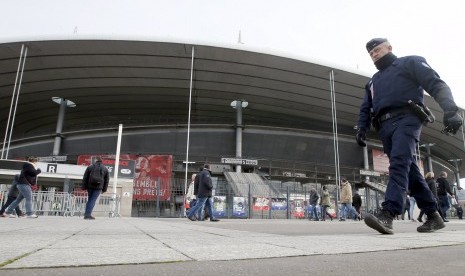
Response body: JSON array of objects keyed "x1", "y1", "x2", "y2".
[
  {"x1": 364, "y1": 209, "x2": 394, "y2": 234},
  {"x1": 417, "y1": 211, "x2": 445, "y2": 233}
]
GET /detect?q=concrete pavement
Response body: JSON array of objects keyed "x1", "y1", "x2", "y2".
[{"x1": 1, "y1": 216, "x2": 465, "y2": 275}]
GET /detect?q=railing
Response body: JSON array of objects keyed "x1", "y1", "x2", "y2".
[{"x1": 0, "y1": 191, "x2": 120, "y2": 217}]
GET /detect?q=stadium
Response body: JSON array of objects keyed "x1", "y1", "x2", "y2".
[{"x1": 1, "y1": 38, "x2": 464, "y2": 218}]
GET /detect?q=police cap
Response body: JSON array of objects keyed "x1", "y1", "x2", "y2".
[{"x1": 366, "y1": 38, "x2": 388, "y2": 52}]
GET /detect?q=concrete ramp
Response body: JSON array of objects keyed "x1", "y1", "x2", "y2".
[
  {"x1": 224, "y1": 172, "x2": 282, "y2": 197},
  {"x1": 363, "y1": 181, "x2": 387, "y2": 194}
]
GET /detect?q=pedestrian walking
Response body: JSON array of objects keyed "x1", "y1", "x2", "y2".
[
  {"x1": 309, "y1": 188, "x2": 320, "y2": 221},
  {"x1": 187, "y1": 164, "x2": 219, "y2": 222},
  {"x1": 4, "y1": 156, "x2": 41, "y2": 218},
  {"x1": 82, "y1": 156, "x2": 109, "y2": 220},
  {"x1": 436, "y1": 171, "x2": 454, "y2": 222},
  {"x1": 339, "y1": 178, "x2": 352, "y2": 221},
  {"x1": 320, "y1": 186, "x2": 333, "y2": 221},
  {"x1": 352, "y1": 191, "x2": 362, "y2": 221},
  {"x1": 0, "y1": 174, "x2": 24, "y2": 217},
  {"x1": 418, "y1": 171, "x2": 444, "y2": 222}
]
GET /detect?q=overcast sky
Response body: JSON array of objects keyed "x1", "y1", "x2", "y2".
[{"x1": 1, "y1": 0, "x2": 464, "y2": 108}]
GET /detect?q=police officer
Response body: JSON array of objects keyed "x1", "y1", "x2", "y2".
[{"x1": 356, "y1": 38, "x2": 463, "y2": 234}]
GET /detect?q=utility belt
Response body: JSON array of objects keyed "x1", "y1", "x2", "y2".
[
  {"x1": 371, "y1": 100, "x2": 435, "y2": 131},
  {"x1": 378, "y1": 107, "x2": 412, "y2": 123}
]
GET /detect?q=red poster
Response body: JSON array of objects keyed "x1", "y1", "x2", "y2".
[
  {"x1": 253, "y1": 197, "x2": 270, "y2": 211},
  {"x1": 77, "y1": 154, "x2": 173, "y2": 201},
  {"x1": 372, "y1": 149, "x2": 390, "y2": 174},
  {"x1": 131, "y1": 155, "x2": 172, "y2": 201}
]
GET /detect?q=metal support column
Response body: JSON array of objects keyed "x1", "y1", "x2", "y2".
[
  {"x1": 52, "y1": 99, "x2": 67, "y2": 156},
  {"x1": 236, "y1": 100, "x2": 243, "y2": 173},
  {"x1": 231, "y1": 100, "x2": 248, "y2": 173},
  {"x1": 51, "y1": 97, "x2": 76, "y2": 156}
]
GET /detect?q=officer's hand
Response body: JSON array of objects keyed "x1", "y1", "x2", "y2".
[
  {"x1": 356, "y1": 129, "x2": 367, "y2": 147},
  {"x1": 443, "y1": 112, "x2": 463, "y2": 135}
]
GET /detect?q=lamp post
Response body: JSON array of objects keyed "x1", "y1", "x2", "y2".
[
  {"x1": 419, "y1": 143, "x2": 435, "y2": 173},
  {"x1": 231, "y1": 100, "x2": 248, "y2": 173}
]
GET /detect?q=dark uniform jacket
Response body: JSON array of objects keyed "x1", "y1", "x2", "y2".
[{"x1": 358, "y1": 55, "x2": 458, "y2": 131}]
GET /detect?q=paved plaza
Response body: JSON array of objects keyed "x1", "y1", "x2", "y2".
[{"x1": 1, "y1": 217, "x2": 465, "y2": 275}]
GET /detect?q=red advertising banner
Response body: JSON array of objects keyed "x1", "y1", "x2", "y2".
[
  {"x1": 293, "y1": 199, "x2": 305, "y2": 218},
  {"x1": 371, "y1": 149, "x2": 424, "y2": 176},
  {"x1": 131, "y1": 155, "x2": 172, "y2": 201},
  {"x1": 372, "y1": 149, "x2": 390, "y2": 174},
  {"x1": 77, "y1": 154, "x2": 173, "y2": 201},
  {"x1": 253, "y1": 197, "x2": 270, "y2": 211}
]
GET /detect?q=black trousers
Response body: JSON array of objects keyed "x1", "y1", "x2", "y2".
[{"x1": 0, "y1": 195, "x2": 23, "y2": 215}]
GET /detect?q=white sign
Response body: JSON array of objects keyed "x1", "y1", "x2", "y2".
[
  {"x1": 221, "y1": 158, "x2": 258, "y2": 166},
  {"x1": 37, "y1": 162, "x2": 87, "y2": 176},
  {"x1": 360, "y1": 169, "x2": 381, "y2": 177},
  {"x1": 282, "y1": 172, "x2": 307, "y2": 178},
  {"x1": 38, "y1": 156, "x2": 67, "y2": 162}
]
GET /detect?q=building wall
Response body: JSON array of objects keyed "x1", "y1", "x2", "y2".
[{"x1": 7, "y1": 126, "x2": 364, "y2": 171}]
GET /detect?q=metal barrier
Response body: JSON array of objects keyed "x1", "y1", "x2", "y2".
[
  {"x1": 72, "y1": 193, "x2": 121, "y2": 218},
  {"x1": 0, "y1": 191, "x2": 120, "y2": 217}
]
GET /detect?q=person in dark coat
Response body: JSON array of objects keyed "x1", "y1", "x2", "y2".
[
  {"x1": 0, "y1": 174, "x2": 24, "y2": 217},
  {"x1": 4, "y1": 156, "x2": 41, "y2": 218},
  {"x1": 82, "y1": 156, "x2": 109, "y2": 220},
  {"x1": 352, "y1": 191, "x2": 362, "y2": 221},
  {"x1": 187, "y1": 167, "x2": 211, "y2": 220},
  {"x1": 436, "y1": 171, "x2": 455, "y2": 222},
  {"x1": 418, "y1": 172, "x2": 444, "y2": 222},
  {"x1": 186, "y1": 164, "x2": 219, "y2": 222},
  {"x1": 308, "y1": 188, "x2": 320, "y2": 221},
  {"x1": 401, "y1": 195, "x2": 411, "y2": 220},
  {"x1": 456, "y1": 205, "x2": 463, "y2": 220}
]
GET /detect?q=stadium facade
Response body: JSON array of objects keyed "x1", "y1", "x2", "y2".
[{"x1": 1, "y1": 38, "x2": 464, "y2": 217}]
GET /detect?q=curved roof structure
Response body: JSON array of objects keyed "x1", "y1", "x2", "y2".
[{"x1": 1, "y1": 39, "x2": 464, "y2": 173}]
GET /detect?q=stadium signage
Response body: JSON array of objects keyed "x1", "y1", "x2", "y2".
[{"x1": 221, "y1": 158, "x2": 258, "y2": 166}]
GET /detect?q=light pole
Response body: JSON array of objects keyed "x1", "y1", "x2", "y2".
[
  {"x1": 231, "y1": 100, "x2": 248, "y2": 173},
  {"x1": 419, "y1": 143, "x2": 435, "y2": 173}
]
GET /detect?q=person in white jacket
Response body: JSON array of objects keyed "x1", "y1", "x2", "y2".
[{"x1": 186, "y1": 173, "x2": 197, "y2": 211}]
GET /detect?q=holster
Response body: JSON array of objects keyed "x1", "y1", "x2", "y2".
[{"x1": 407, "y1": 100, "x2": 435, "y2": 125}]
